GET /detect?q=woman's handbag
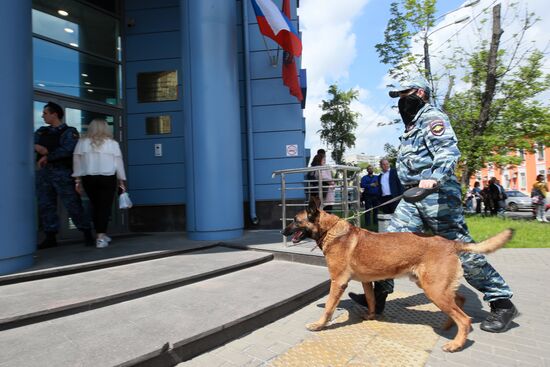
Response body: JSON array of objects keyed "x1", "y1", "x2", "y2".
[{"x1": 119, "y1": 192, "x2": 133, "y2": 209}]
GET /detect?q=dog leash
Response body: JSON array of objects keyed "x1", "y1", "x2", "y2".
[{"x1": 344, "y1": 185, "x2": 440, "y2": 221}]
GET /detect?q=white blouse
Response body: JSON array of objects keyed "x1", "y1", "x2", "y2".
[{"x1": 72, "y1": 138, "x2": 126, "y2": 180}]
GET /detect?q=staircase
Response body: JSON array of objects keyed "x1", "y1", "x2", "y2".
[{"x1": 0, "y1": 245, "x2": 329, "y2": 367}]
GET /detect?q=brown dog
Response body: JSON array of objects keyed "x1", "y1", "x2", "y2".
[{"x1": 282, "y1": 197, "x2": 514, "y2": 352}]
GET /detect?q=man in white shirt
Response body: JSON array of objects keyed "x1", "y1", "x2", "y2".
[{"x1": 377, "y1": 159, "x2": 404, "y2": 214}]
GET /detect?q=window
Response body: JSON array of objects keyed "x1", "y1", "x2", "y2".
[
  {"x1": 33, "y1": 38, "x2": 118, "y2": 105},
  {"x1": 32, "y1": 0, "x2": 120, "y2": 60},
  {"x1": 518, "y1": 149, "x2": 525, "y2": 161},
  {"x1": 32, "y1": 0, "x2": 121, "y2": 105},
  {"x1": 536, "y1": 144, "x2": 545, "y2": 161},
  {"x1": 520, "y1": 172, "x2": 526, "y2": 189}
]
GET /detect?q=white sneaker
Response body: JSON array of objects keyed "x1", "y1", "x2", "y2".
[
  {"x1": 96, "y1": 238, "x2": 109, "y2": 248},
  {"x1": 103, "y1": 235, "x2": 112, "y2": 242}
]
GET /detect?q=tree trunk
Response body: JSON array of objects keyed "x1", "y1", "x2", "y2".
[
  {"x1": 442, "y1": 75, "x2": 455, "y2": 112},
  {"x1": 476, "y1": 4, "x2": 503, "y2": 135}
]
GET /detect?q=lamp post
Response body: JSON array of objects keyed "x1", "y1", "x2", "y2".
[{"x1": 423, "y1": 0, "x2": 480, "y2": 102}]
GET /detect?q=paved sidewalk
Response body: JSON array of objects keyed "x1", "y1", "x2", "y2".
[{"x1": 180, "y1": 248, "x2": 550, "y2": 367}]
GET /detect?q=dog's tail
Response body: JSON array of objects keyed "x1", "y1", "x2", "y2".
[{"x1": 455, "y1": 228, "x2": 514, "y2": 254}]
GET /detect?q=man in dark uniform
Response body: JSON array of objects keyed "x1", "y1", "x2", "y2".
[
  {"x1": 35, "y1": 102, "x2": 93, "y2": 248},
  {"x1": 360, "y1": 165, "x2": 381, "y2": 226}
]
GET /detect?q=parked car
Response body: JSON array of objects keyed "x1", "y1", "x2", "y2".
[{"x1": 505, "y1": 190, "x2": 533, "y2": 211}]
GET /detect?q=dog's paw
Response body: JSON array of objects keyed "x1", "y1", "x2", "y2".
[
  {"x1": 305, "y1": 322, "x2": 325, "y2": 331},
  {"x1": 442, "y1": 341, "x2": 463, "y2": 353}
]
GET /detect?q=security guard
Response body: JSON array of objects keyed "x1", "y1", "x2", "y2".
[
  {"x1": 35, "y1": 102, "x2": 93, "y2": 248},
  {"x1": 349, "y1": 77, "x2": 518, "y2": 333}
]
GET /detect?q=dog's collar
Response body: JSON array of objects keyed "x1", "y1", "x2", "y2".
[{"x1": 316, "y1": 218, "x2": 342, "y2": 251}]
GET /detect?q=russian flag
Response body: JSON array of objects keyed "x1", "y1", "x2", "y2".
[
  {"x1": 281, "y1": 0, "x2": 303, "y2": 102},
  {"x1": 251, "y1": 0, "x2": 302, "y2": 57}
]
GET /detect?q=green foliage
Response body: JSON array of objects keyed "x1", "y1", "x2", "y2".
[
  {"x1": 445, "y1": 49, "x2": 550, "y2": 180},
  {"x1": 375, "y1": 0, "x2": 436, "y2": 81},
  {"x1": 377, "y1": 1, "x2": 549, "y2": 184},
  {"x1": 318, "y1": 84, "x2": 360, "y2": 165},
  {"x1": 383, "y1": 143, "x2": 398, "y2": 167}
]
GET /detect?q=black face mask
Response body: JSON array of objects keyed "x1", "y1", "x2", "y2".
[{"x1": 398, "y1": 93, "x2": 425, "y2": 126}]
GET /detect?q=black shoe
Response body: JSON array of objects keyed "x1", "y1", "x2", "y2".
[
  {"x1": 348, "y1": 290, "x2": 389, "y2": 314},
  {"x1": 349, "y1": 292, "x2": 368, "y2": 307},
  {"x1": 38, "y1": 233, "x2": 58, "y2": 250},
  {"x1": 82, "y1": 229, "x2": 95, "y2": 247},
  {"x1": 480, "y1": 302, "x2": 518, "y2": 333}
]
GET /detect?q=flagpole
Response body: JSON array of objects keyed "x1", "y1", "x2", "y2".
[{"x1": 242, "y1": 0, "x2": 259, "y2": 225}]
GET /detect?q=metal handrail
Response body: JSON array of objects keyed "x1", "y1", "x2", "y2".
[{"x1": 272, "y1": 165, "x2": 362, "y2": 246}]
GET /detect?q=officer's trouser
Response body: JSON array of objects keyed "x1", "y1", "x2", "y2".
[
  {"x1": 375, "y1": 181, "x2": 513, "y2": 303},
  {"x1": 36, "y1": 167, "x2": 90, "y2": 233}
]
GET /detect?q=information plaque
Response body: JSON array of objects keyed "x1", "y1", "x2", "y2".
[
  {"x1": 137, "y1": 70, "x2": 178, "y2": 103},
  {"x1": 145, "y1": 116, "x2": 172, "y2": 135}
]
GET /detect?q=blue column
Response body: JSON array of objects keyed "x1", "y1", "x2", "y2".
[
  {"x1": 0, "y1": 0, "x2": 35, "y2": 275},
  {"x1": 181, "y1": 0, "x2": 244, "y2": 240}
]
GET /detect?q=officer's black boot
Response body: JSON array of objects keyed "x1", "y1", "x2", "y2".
[
  {"x1": 82, "y1": 229, "x2": 95, "y2": 247},
  {"x1": 480, "y1": 298, "x2": 518, "y2": 333},
  {"x1": 348, "y1": 288, "x2": 390, "y2": 315},
  {"x1": 38, "y1": 232, "x2": 58, "y2": 249}
]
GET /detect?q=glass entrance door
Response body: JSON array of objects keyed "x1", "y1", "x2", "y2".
[{"x1": 33, "y1": 97, "x2": 126, "y2": 242}]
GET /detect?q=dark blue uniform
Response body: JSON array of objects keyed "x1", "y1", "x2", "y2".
[
  {"x1": 360, "y1": 174, "x2": 380, "y2": 225},
  {"x1": 378, "y1": 103, "x2": 513, "y2": 303},
  {"x1": 35, "y1": 124, "x2": 90, "y2": 233}
]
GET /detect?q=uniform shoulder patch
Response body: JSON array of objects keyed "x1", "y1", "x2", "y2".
[{"x1": 429, "y1": 119, "x2": 445, "y2": 136}]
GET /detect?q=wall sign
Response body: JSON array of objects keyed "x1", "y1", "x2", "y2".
[
  {"x1": 137, "y1": 70, "x2": 178, "y2": 103},
  {"x1": 146, "y1": 116, "x2": 172, "y2": 135},
  {"x1": 286, "y1": 144, "x2": 298, "y2": 157}
]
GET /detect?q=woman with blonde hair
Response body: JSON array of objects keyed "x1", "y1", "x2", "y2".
[{"x1": 73, "y1": 119, "x2": 127, "y2": 248}]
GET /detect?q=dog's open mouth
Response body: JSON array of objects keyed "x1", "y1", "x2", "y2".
[{"x1": 291, "y1": 230, "x2": 306, "y2": 243}]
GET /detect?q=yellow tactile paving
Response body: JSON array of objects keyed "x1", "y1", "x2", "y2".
[{"x1": 269, "y1": 291, "x2": 446, "y2": 367}]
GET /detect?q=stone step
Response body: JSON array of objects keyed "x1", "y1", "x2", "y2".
[
  {"x1": 0, "y1": 246, "x2": 272, "y2": 330},
  {"x1": 0, "y1": 242, "x2": 217, "y2": 286},
  {"x1": 0, "y1": 260, "x2": 329, "y2": 367}
]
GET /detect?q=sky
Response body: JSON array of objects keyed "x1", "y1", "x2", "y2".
[{"x1": 297, "y1": 0, "x2": 550, "y2": 160}]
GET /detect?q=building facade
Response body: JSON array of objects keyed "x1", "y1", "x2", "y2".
[
  {"x1": 0, "y1": 0, "x2": 307, "y2": 275},
  {"x1": 469, "y1": 145, "x2": 549, "y2": 193}
]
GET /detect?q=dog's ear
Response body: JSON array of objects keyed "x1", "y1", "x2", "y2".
[{"x1": 307, "y1": 196, "x2": 320, "y2": 214}]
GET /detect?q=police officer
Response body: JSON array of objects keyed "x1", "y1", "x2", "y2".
[
  {"x1": 349, "y1": 77, "x2": 518, "y2": 333},
  {"x1": 35, "y1": 102, "x2": 93, "y2": 248}
]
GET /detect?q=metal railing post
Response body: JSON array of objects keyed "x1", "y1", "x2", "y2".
[
  {"x1": 281, "y1": 173, "x2": 287, "y2": 246},
  {"x1": 343, "y1": 168, "x2": 349, "y2": 219}
]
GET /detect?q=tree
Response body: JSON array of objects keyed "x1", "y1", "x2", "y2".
[
  {"x1": 375, "y1": 0, "x2": 437, "y2": 87},
  {"x1": 318, "y1": 84, "x2": 360, "y2": 165},
  {"x1": 383, "y1": 143, "x2": 399, "y2": 167},
  {"x1": 446, "y1": 49, "x2": 550, "y2": 185},
  {"x1": 376, "y1": 1, "x2": 549, "y2": 185}
]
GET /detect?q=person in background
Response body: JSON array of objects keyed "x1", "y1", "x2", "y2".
[
  {"x1": 532, "y1": 174, "x2": 548, "y2": 222},
  {"x1": 481, "y1": 184, "x2": 492, "y2": 215},
  {"x1": 34, "y1": 101, "x2": 93, "y2": 249},
  {"x1": 308, "y1": 149, "x2": 327, "y2": 199},
  {"x1": 489, "y1": 177, "x2": 507, "y2": 216},
  {"x1": 377, "y1": 158, "x2": 404, "y2": 214},
  {"x1": 73, "y1": 119, "x2": 127, "y2": 248},
  {"x1": 472, "y1": 181, "x2": 482, "y2": 214},
  {"x1": 316, "y1": 155, "x2": 335, "y2": 211},
  {"x1": 360, "y1": 165, "x2": 381, "y2": 226}
]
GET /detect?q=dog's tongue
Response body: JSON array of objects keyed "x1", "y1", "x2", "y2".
[{"x1": 292, "y1": 230, "x2": 303, "y2": 243}]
